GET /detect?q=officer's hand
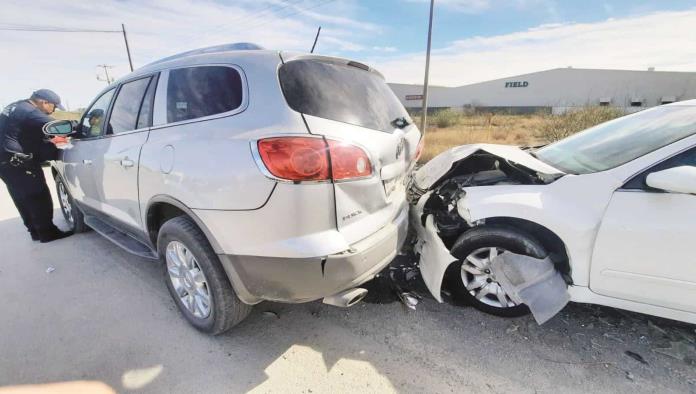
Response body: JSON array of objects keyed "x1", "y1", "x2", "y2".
[{"x1": 50, "y1": 136, "x2": 72, "y2": 149}]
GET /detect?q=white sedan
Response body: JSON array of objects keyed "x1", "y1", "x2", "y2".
[{"x1": 410, "y1": 100, "x2": 696, "y2": 324}]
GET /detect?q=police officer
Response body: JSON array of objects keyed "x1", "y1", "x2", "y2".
[{"x1": 0, "y1": 89, "x2": 74, "y2": 242}]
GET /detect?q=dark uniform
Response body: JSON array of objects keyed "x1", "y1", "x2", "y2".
[{"x1": 0, "y1": 95, "x2": 70, "y2": 242}]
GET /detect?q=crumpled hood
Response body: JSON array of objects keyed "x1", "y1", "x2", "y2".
[{"x1": 413, "y1": 143, "x2": 564, "y2": 190}]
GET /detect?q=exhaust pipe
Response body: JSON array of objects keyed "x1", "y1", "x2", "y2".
[{"x1": 322, "y1": 288, "x2": 368, "y2": 308}]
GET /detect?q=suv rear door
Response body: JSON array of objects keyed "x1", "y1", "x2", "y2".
[{"x1": 278, "y1": 56, "x2": 421, "y2": 244}]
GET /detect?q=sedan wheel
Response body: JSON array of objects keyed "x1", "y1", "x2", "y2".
[
  {"x1": 166, "y1": 241, "x2": 211, "y2": 319},
  {"x1": 460, "y1": 247, "x2": 518, "y2": 309},
  {"x1": 448, "y1": 225, "x2": 548, "y2": 318}
]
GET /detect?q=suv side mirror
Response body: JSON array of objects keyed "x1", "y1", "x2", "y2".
[
  {"x1": 646, "y1": 166, "x2": 696, "y2": 195},
  {"x1": 43, "y1": 119, "x2": 76, "y2": 136}
]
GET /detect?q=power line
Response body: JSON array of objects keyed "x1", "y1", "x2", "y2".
[
  {"x1": 228, "y1": 0, "x2": 337, "y2": 35},
  {"x1": 0, "y1": 23, "x2": 134, "y2": 71},
  {"x1": 222, "y1": 0, "x2": 307, "y2": 34},
  {"x1": 176, "y1": 0, "x2": 305, "y2": 48},
  {"x1": 0, "y1": 24, "x2": 121, "y2": 33}
]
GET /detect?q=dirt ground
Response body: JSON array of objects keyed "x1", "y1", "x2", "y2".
[{"x1": 0, "y1": 171, "x2": 695, "y2": 393}]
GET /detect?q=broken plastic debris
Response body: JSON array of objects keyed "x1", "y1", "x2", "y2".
[
  {"x1": 46, "y1": 267, "x2": 55, "y2": 274},
  {"x1": 397, "y1": 291, "x2": 419, "y2": 310},
  {"x1": 489, "y1": 251, "x2": 570, "y2": 325},
  {"x1": 653, "y1": 341, "x2": 696, "y2": 362},
  {"x1": 625, "y1": 350, "x2": 648, "y2": 365},
  {"x1": 262, "y1": 311, "x2": 279, "y2": 319}
]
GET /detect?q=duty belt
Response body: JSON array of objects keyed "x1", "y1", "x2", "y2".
[{"x1": 0, "y1": 152, "x2": 33, "y2": 167}]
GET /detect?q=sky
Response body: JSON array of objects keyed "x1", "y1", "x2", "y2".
[{"x1": 1, "y1": 0, "x2": 695, "y2": 109}]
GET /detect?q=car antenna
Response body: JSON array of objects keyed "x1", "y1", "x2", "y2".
[{"x1": 310, "y1": 26, "x2": 321, "y2": 53}]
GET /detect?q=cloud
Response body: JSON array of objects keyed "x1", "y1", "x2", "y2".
[
  {"x1": 372, "y1": 46, "x2": 398, "y2": 53},
  {"x1": 368, "y1": 8, "x2": 696, "y2": 86},
  {"x1": 0, "y1": 0, "x2": 375, "y2": 108}
]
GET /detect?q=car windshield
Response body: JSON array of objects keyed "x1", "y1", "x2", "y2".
[
  {"x1": 278, "y1": 59, "x2": 410, "y2": 132},
  {"x1": 535, "y1": 105, "x2": 696, "y2": 174}
]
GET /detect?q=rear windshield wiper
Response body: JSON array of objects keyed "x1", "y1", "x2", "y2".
[{"x1": 391, "y1": 117, "x2": 410, "y2": 129}]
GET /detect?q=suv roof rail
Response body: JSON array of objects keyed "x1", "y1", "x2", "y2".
[{"x1": 145, "y1": 42, "x2": 265, "y2": 67}]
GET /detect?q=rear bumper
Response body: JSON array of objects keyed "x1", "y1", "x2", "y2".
[{"x1": 219, "y1": 202, "x2": 409, "y2": 304}]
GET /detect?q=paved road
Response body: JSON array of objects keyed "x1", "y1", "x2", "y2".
[{"x1": 0, "y1": 170, "x2": 694, "y2": 393}]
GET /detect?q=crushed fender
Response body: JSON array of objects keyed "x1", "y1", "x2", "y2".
[{"x1": 490, "y1": 251, "x2": 570, "y2": 324}]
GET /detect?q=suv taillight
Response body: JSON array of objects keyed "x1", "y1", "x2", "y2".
[
  {"x1": 327, "y1": 140, "x2": 372, "y2": 180},
  {"x1": 257, "y1": 137, "x2": 372, "y2": 182}
]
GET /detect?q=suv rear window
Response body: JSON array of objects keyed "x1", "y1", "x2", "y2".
[
  {"x1": 167, "y1": 66, "x2": 243, "y2": 123},
  {"x1": 279, "y1": 59, "x2": 410, "y2": 132}
]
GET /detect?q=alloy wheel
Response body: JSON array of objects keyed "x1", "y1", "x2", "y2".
[
  {"x1": 460, "y1": 247, "x2": 519, "y2": 308},
  {"x1": 166, "y1": 241, "x2": 212, "y2": 319}
]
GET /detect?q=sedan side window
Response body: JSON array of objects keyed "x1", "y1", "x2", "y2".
[
  {"x1": 79, "y1": 89, "x2": 115, "y2": 138},
  {"x1": 623, "y1": 147, "x2": 696, "y2": 190},
  {"x1": 108, "y1": 77, "x2": 153, "y2": 135}
]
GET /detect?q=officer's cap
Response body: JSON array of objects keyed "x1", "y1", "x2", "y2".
[{"x1": 31, "y1": 89, "x2": 65, "y2": 111}]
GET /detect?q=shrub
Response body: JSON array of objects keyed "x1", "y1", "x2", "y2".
[
  {"x1": 537, "y1": 106, "x2": 623, "y2": 142},
  {"x1": 430, "y1": 109, "x2": 462, "y2": 128}
]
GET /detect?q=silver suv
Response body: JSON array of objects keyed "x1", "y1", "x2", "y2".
[{"x1": 50, "y1": 43, "x2": 422, "y2": 334}]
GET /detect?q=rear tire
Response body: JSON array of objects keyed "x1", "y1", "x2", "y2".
[
  {"x1": 446, "y1": 225, "x2": 547, "y2": 318},
  {"x1": 54, "y1": 174, "x2": 88, "y2": 233},
  {"x1": 158, "y1": 216, "x2": 252, "y2": 335}
]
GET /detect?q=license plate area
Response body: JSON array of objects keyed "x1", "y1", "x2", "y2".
[{"x1": 383, "y1": 173, "x2": 406, "y2": 201}]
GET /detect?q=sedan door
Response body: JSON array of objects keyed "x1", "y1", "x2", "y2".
[
  {"x1": 590, "y1": 146, "x2": 696, "y2": 313},
  {"x1": 97, "y1": 75, "x2": 157, "y2": 232}
]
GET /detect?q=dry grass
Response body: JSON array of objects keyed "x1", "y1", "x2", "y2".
[
  {"x1": 417, "y1": 107, "x2": 624, "y2": 162},
  {"x1": 418, "y1": 112, "x2": 548, "y2": 162},
  {"x1": 52, "y1": 111, "x2": 82, "y2": 121}
]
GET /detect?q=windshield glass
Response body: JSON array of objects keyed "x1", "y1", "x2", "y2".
[
  {"x1": 536, "y1": 106, "x2": 696, "y2": 174},
  {"x1": 279, "y1": 59, "x2": 410, "y2": 132}
]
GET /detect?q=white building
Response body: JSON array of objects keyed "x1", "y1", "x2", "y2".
[{"x1": 389, "y1": 68, "x2": 696, "y2": 114}]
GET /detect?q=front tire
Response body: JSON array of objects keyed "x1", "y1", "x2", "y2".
[
  {"x1": 158, "y1": 216, "x2": 252, "y2": 335},
  {"x1": 446, "y1": 225, "x2": 548, "y2": 318},
  {"x1": 54, "y1": 174, "x2": 88, "y2": 233}
]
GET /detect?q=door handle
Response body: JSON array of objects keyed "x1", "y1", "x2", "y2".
[
  {"x1": 83, "y1": 159, "x2": 92, "y2": 165},
  {"x1": 120, "y1": 158, "x2": 135, "y2": 168}
]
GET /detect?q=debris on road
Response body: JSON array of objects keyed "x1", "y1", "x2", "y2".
[
  {"x1": 625, "y1": 350, "x2": 648, "y2": 365},
  {"x1": 653, "y1": 341, "x2": 696, "y2": 363},
  {"x1": 396, "y1": 291, "x2": 420, "y2": 310},
  {"x1": 45, "y1": 266, "x2": 55, "y2": 274},
  {"x1": 262, "y1": 311, "x2": 280, "y2": 319}
]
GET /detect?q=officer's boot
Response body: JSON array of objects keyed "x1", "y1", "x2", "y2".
[{"x1": 37, "y1": 226, "x2": 73, "y2": 243}]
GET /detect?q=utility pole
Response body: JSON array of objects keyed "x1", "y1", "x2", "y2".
[
  {"x1": 96, "y1": 64, "x2": 115, "y2": 85},
  {"x1": 419, "y1": 0, "x2": 435, "y2": 133},
  {"x1": 122, "y1": 23, "x2": 134, "y2": 71}
]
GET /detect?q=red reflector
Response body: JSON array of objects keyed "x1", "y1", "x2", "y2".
[
  {"x1": 327, "y1": 140, "x2": 372, "y2": 180},
  {"x1": 257, "y1": 137, "x2": 330, "y2": 181}
]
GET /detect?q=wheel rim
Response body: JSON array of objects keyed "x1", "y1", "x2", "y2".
[
  {"x1": 166, "y1": 241, "x2": 212, "y2": 319},
  {"x1": 57, "y1": 181, "x2": 74, "y2": 225},
  {"x1": 460, "y1": 247, "x2": 519, "y2": 309}
]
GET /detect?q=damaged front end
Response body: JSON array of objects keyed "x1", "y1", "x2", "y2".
[{"x1": 408, "y1": 144, "x2": 570, "y2": 324}]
